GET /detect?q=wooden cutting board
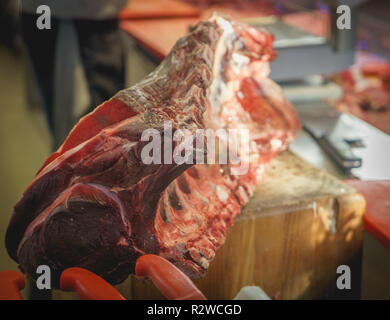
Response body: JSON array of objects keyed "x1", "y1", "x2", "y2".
[
  {"x1": 52, "y1": 151, "x2": 365, "y2": 299},
  {"x1": 116, "y1": 151, "x2": 365, "y2": 300}
]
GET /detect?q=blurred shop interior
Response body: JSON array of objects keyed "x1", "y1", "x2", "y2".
[{"x1": 0, "y1": 0, "x2": 389, "y2": 299}]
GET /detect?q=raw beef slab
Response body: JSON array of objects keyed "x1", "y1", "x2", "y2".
[{"x1": 6, "y1": 14, "x2": 300, "y2": 285}]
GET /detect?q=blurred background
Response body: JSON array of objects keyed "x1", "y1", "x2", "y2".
[{"x1": 0, "y1": 0, "x2": 389, "y2": 299}]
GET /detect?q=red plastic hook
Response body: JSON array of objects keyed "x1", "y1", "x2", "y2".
[
  {"x1": 1, "y1": 255, "x2": 206, "y2": 300},
  {"x1": 136, "y1": 254, "x2": 206, "y2": 300},
  {"x1": 60, "y1": 267, "x2": 125, "y2": 300},
  {"x1": 0, "y1": 270, "x2": 25, "y2": 300}
]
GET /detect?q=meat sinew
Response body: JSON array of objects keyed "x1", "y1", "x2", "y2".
[{"x1": 6, "y1": 14, "x2": 300, "y2": 285}]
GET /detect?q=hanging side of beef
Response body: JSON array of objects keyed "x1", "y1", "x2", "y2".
[{"x1": 6, "y1": 14, "x2": 300, "y2": 285}]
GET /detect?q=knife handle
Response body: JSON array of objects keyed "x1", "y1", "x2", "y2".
[{"x1": 318, "y1": 135, "x2": 362, "y2": 169}]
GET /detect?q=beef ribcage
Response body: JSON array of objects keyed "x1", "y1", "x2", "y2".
[{"x1": 6, "y1": 15, "x2": 300, "y2": 284}]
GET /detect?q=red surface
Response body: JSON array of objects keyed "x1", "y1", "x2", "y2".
[
  {"x1": 120, "y1": 3, "x2": 278, "y2": 60},
  {"x1": 60, "y1": 267, "x2": 126, "y2": 300},
  {"x1": 0, "y1": 270, "x2": 25, "y2": 300},
  {"x1": 346, "y1": 180, "x2": 390, "y2": 250},
  {"x1": 136, "y1": 255, "x2": 206, "y2": 300},
  {"x1": 121, "y1": 18, "x2": 198, "y2": 60},
  {"x1": 119, "y1": 0, "x2": 200, "y2": 20}
]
